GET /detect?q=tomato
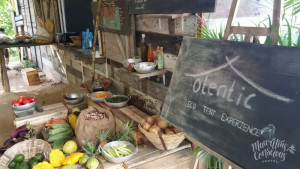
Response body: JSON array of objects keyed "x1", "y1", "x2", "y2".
[
  {"x1": 19, "y1": 95, "x2": 25, "y2": 99},
  {"x1": 17, "y1": 98, "x2": 23, "y2": 103},
  {"x1": 22, "y1": 99, "x2": 30, "y2": 104},
  {"x1": 22, "y1": 100, "x2": 30, "y2": 105},
  {"x1": 28, "y1": 97, "x2": 36, "y2": 102},
  {"x1": 12, "y1": 100, "x2": 18, "y2": 105},
  {"x1": 13, "y1": 102, "x2": 22, "y2": 106}
]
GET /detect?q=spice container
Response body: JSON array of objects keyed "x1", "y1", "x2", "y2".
[
  {"x1": 147, "y1": 43, "x2": 154, "y2": 62},
  {"x1": 140, "y1": 34, "x2": 148, "y2": 62},
  {"x1": 154, "y1": 46, "x2": 164, "y2": 70}
]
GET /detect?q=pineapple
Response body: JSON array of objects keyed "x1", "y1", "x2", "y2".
[{"x1": 98, "y1": 130, "x2": 110, "y2": 147}]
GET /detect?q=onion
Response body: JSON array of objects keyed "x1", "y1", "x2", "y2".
[
  {"x1": 149, "y1": 124, "x2": 161, "y2": 133},
  {"x1": 173, "y1": 128, "x2": 182, "y2": 134},
  {"x1": 157, "y1": 118, "x2": 169, "y2": 129},
  {"x1": 149, "y1": 128, "x2": 158, "y2": 134},
  {"x1": 142, "y1": 122, "x2": 151, "y2": 131},
  {"x1": 146, "y1": 116, "x2": 155, "y2": 125},
  {"x1": 165, "y1": 130, "x2": 175, "y2": 135}
]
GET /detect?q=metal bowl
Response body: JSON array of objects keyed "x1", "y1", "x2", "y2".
[
  {"x1": 133, "y1": 62, "x2": 157, "y2": 74},
  {"x1": 87, "y1": 91, "x2": 112, "y2": 102},
  {"x1": 104, "y1": 95, "x2": 130, "y2": 108},
  {"x1": 99, "y1": 141, "x2": 137, "y2": 163},
  {"x1": 63, "y1": 93, "x2": 84, "y2": 105},
  {"x1": 12, "y1": 100, "x2": 36, "y2": 111},
  {"x1": 123, "y1": 58, "x2": 142, "y2": 68}
]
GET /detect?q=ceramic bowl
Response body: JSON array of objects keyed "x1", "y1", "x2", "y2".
[{"x1": 99, "y1": 141, "x2": 137, "y2": 163}]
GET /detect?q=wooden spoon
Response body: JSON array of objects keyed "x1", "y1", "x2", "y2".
[{"x1": 45, "y1": 0, "x2": 54, "y2": 33}]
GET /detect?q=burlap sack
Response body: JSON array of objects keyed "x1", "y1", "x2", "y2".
[{"x1": 75, "y1": 106, "x2": 115, "y2": 147}]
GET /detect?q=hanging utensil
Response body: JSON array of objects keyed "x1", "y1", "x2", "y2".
[{"x1": 45, "y1": 0, "x2": 54, "y2": 33}]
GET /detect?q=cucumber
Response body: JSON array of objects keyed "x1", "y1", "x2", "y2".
[
  {"x1": 48, "y1": 130, "x2": 74, "y2": 142},
  {"x1": 50, "y1": 122, "x2": 71, "y2": 129},
  {"x1": 49, "y1": 127, "x2": 72, "y2": 136}
]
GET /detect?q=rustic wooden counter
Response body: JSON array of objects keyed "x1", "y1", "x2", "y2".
[{"x1": 55, "y1": 44, "x2": 106, "y2": 65}]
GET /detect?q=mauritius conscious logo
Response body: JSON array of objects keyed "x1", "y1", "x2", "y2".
[{"x1": 251, "y1": 138, "x2": 296, "y2": 163}]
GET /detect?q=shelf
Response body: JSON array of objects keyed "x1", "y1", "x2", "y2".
[
  {"x1": 133, "y1": 69, "x2": 168, "y2": 79},
  {"x1": 136, "y1": 13, "x2": 192, "y2": 19},
  {"x1": 0, "y1": 42, "x2": 53, "y2": 48}
]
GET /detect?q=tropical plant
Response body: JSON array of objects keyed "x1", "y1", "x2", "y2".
[
  {"x1": 192, "y1": 147, "x2": 222, "y2": 169},
  {"x1": 17, "y1": 60, "x2": 38, "y2": 70},
  {"x1": 0, "y1": 0, "x2": 14, "y2": 37},
  {"x1": 284, "y1": 0, "x2": 300, "y2": 15}
]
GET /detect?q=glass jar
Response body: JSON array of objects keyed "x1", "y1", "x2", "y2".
[{"x1": 92, "y1": 80, "x2": 104, "y2": 92}]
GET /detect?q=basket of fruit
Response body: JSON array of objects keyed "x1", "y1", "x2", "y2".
[
  {"x1": 138, "y1": 115, "x2": 185, "y2": 150},
  {"x1": 11, "y1": 95, "x2": 36, "y2": 111},
  {"x1": 0, "y1": 139, "x2": 51, "y2": 169}
]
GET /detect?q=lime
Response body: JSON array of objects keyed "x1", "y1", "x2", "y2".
[
  {"x1": 33, "y1": 153, "x2": 44, "y2": 162},
  {"x1": 13, "y1": 154, "x2": 24, "y2": 163},
  {"x1": 17, "y1": 161, "x2": 29, "y2": 169},
  {"x1": 7, "y1": 159, "x2": 17, "y2": 168},
  {"x1": 28, "y1": 159, "x2": 38, "y2": 168}
]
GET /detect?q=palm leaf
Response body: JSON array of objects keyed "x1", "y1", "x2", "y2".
[
  {"x1": 285, "y1": 18, "x2": 292, "y2": 46},
  {"x1": 271, "y1": 25, "x2": 284, "y2": 46},
  {"x1": 296, "y1": 31, "x2": 300, "y2": 47}
]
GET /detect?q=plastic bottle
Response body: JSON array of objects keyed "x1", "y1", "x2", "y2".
[
  {"x1": 147, "y1": 43, "x2": 154, "y2": 62},
  {"x1": 157, "y1": 47, "x2": 164, "y2": 69},
  {"x1": 81, "y1": 31, "x2": 86, "y2": 49},
  {"x1": 82, "y1": 29, "x2": 93, "y2": 49},
  {"x1": 87, "y1": 29, "x2": 93, "y2": 49},
  {"x1": 140, "y1": 34, "x2": 148, "y2": 62}
]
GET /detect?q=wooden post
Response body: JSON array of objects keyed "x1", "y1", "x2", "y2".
[
  {"x1": 223, "y1": 0, "x2": 240, "y2": 40},
  {"x1": 0, "y1": 49, "x2": 10, "y2": 92},
  {"x1": 270, "y1": 0, "x2": 282, "y2": 45}
]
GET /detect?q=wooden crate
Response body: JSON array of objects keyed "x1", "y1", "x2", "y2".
[
  {"x1": 21, "y1": 68, "x2": 40, "y2": 85},
  {"x1": 14, "y1": 103, "x2": 68, "y2": 127}
]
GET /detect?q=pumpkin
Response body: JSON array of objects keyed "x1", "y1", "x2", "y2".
[
  {"x1": 68, "y1": 113, "x2": 77, "y2": 130},
  {"x1": 33, "y1": 161, "x2": 54, "y2": 169},
  {"x1": 61, "y1": 152, "x2": 84, "y2": 165},
  {"x1": 49, "y1": 149, "x2": 65, "y2": 167}
]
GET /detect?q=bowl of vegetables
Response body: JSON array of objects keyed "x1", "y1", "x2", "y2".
[
  {"x1": 104, "y1": 95, "x2": 130, "y2": 108},
  {"x1": 87, "y1": 91, "x2": 112, "y2": 102},
  {"x1": 11, "y1": 95, "x2": 36, "y2": 111},
  {"x1": 99, "y1": 141, "x2": 137, "y2": 163}
]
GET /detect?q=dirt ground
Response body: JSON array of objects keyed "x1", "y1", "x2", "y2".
[{"x1": 0, "y1": 68, "x2": 83, "y2": 146}]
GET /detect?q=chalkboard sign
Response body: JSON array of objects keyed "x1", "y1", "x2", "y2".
[
  {"x1": 161, "y1": 38, "x2": 300, "y2": 169},
  {"x1": 129, "y1": 0, "x2": 216, "y2": 14}
]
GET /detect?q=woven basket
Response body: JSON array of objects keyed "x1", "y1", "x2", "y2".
[
  {"x1": 69, "y1": 36, "x2": 82, "y2": 47},
  {"x1": 0, "y1": 139, "x2": 51, "y2": 168},
  {"x1": 138, "y1": 115, "x2": 185, "y2": 150},
  {"x1": 80, "y1": 78, "x2": 112, "y2": 93}
]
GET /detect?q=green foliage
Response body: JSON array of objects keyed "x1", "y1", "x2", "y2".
[
  {"x1": 284, "y1": 0, "x2": 300, "y2": 15},
  {"x1": 192, "y1": 147, "x2": 222, "y2": 169},
  {"x1": 0, "y1": 0, "x2": 14, "y2": 38},
  {"x1": 197, "y1": 24, "x2": 224, "y2": 40},
  {"x1": 113, "y1": 119, "x2": 135, "y2": 144},
  {"x1": 17, "y1": 60, "x2": 38, "y2": 70}
]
